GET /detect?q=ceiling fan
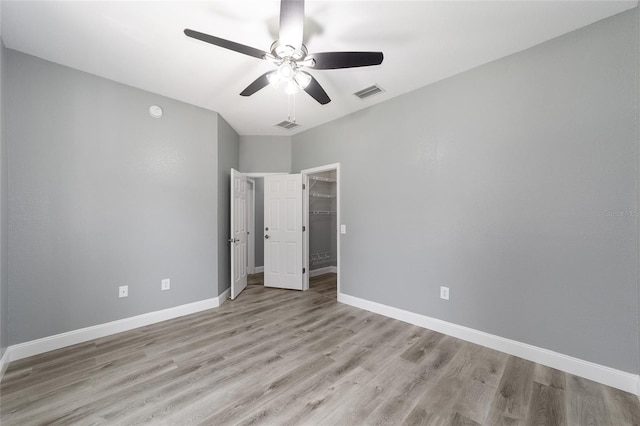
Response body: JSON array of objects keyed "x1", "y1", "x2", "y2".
[{"x1": 184, "y1": 0, "x2": 383, "y2": 105}]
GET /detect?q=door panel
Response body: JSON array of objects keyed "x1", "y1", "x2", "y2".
[
  {"x1": 264, "y1": 174, "x2": 303, "y2": 290},
  {"x1": 230, "y1": 169, "x2": 248, "y2": 299},
  {"x1": 269, "y1": 241, "x2": 280, "y2": 273},
  {"x1": 286, "y1": 243, "x2": 297, "y2": 275}
]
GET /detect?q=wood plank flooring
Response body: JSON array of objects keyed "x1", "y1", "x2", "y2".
[{"x1": 1, "y1": 273, "x2": 639, "y2": 425}]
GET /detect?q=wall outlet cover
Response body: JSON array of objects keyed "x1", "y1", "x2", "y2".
[
  {"x1": 161, "y1": 279, "x2": 171, "y2": 291},
  {"x1": 119, "y1": 285, "x2": 128, "y2": 298},
  {"x1": 440, "y1": 286, "x2": 449, "y2": 301}
]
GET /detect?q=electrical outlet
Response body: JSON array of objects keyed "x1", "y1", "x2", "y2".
[
  {"x1": 440, "y1": 286, "x2": 449, "y2": 301},
  {"x1": 119, "y1": 285, "x2": 128, "y2": 298},
  {"x1": 161, "y1": 278, "x2": 170, "y2": 291},
  {"x1": 340, "y1": 224, "x2": 346, "y2": 234}
]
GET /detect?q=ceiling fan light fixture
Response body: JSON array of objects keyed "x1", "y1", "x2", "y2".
[
  {"x1": 294, "y1": 71, "x2": 311, "y2": 89},
  {"x1": 285, "y1": 80, "x2": 299, "y2": 95},
  {"x1": 278, "y1": 62, "x2": 295, "y2": 80},
  {"x1": 267, "y1": 71, "x2": 281, "y2": 87}
]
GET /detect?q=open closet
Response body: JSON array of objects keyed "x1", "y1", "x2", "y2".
[{"x1": 307, "y1": 170, "x2": 337, "y2": 276}]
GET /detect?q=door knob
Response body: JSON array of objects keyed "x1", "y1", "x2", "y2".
[{"x1": 265, "y1": 235, "x2": 270, "y2": 239}]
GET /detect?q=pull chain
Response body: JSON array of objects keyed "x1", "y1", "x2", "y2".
[{"x1": 287, "y1": 92, "x2": 297, "y2": 123}]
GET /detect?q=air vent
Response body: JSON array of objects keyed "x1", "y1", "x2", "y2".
[
  {"x1": 275, "y1": 120, "x2": 300, "y2": 130},
  {"x1": 354, "y1": 84, "x2": 384, "y2": 100}
]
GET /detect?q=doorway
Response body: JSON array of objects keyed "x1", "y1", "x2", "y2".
[
  {"x1": 231, "y1": 166, "x2": 340, "y2": 299},
  {"x1": 245, "y1": 173, "x2": 282, "y2": 276},
  {"x1": 302, "y1": 163, "x2": 340, "y2": 297}
]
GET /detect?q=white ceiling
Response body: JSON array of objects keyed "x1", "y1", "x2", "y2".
[{"x1": 1, "y1": 1, "x2": 637, "y2": 136}]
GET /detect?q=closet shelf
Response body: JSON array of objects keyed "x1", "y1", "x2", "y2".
[
  {"x1": 309, "y1": 176, "x2": 336, "y2": 183},
  {"x1": 310, "y1": 192, "x2": 336, "y2": 199},
  {"x1": 311, "y1": 259, "x2": 336, "y2": 266},
  {"x1": 311, "y1": 252, "x2": 335, "y2": 266},
  {"x1": 311, "y1": 211, "x2": 336, "y2": 215}
]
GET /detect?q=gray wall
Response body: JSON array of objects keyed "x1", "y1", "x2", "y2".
[
  {"x1": 217, "y1": 115, "x2": 239, "y2": 294},
  {"x1": 0, "y1": 40, "x2": 7, "y2": 358},
  {"x1": 292, "y1": 10, "x2": 639, "y2": 373},
  {"x1": 239, "y1": 135, "x2": 291, "y2": 173},
  {"x1": 7, "y1": 51, "x2": 220, "y2": 345}
]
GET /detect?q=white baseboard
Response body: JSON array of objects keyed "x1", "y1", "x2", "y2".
[
  {"x1": 254, "y1": 266, "x2": 264, "y2": 273},
  {"x1": 338, "y1": 292, "x2": 640, "y2": 396},
  {"x1": 0, "y1": 347, "x2": 9, "y2": 380},
  {"x1": 3, "y1": 293, "x2": 227, "y2": 368},
  {"x1": 310, "y1": 266, "x2": 337, "y2": 277},
  {"x1": 218, "y1": 288, "x2": 230, "y2": 305}
]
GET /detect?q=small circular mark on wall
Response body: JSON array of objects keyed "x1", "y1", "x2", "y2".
[{"x1": 149, "y1": 105, "x2": 163, "y2": 118}]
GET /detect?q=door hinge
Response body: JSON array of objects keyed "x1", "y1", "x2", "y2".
[
  {"x1": 302, "y1": 226, "x2": 306, "y2": 232},
  {"x1": 302, "y1": 183, "x2": 306, "y2": 190},
  {"x1": 303, "y1": 268, "x2": 306, "y2": 274}
]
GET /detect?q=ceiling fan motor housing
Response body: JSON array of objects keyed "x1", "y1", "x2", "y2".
[{"x1": 270, "y1": 40, "x2": 308, "y2": 62}]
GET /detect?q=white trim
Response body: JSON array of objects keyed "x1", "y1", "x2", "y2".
[
  {"x1": 338, "y1": 291, "x2": 640, "y2": 396},
  {"x1": 302, "y1": 174, "x2": 310, "y2": 291},
  {"x1": 310, "y1": 266, "x2": 338, "y2": 277},
  {"x1": 244, "y1": 172, "x2": 288, "y2": 177},
  {"x1": 247, "y1": 178, "x2": 255, "y2": 275},
  {"x1": 218, "y1": 288, "x2": 230, "y2": 305},
  {"x1": 254, "y1": 266, "x2": 264, "y2": 273},
  {"x1": 0, "y1": 347, "x2": 10, "y2": 380},
  {"x1": 3, "y1": 293, "x2": 227, "y2": 364},
  {"x1": 300, "y1": 163, "x2": 341, "y2": 175}
]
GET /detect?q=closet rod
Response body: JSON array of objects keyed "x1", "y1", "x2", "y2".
[{"x1": 310, "y1": 192, "x2": 336, "y2": 199}]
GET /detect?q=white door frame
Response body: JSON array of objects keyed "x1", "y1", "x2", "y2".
[
  {"x1": 301, "y1": 163, "x2": 340, "y2": 295},
  {"x1": 247, "y1": 178, "x2": 255, "y2": 274}
]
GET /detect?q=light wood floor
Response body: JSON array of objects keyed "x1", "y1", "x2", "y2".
[{"x1": 1, "y1": 273, "x2": 639, "y2": 425}]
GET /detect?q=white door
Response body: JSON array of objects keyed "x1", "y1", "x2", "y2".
[
  {"x1": 230, "y1": 169, "x2": 248, "y2": 299},
  {"x1": 264, "y1": 174, "x2": 303, "y2": 290}
]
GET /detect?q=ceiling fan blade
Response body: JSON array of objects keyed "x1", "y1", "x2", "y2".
[
  {"x1": 184, "y1": 29, "x2": 268, "y2": 60},
  {"x1": 310, "y1": 52, "x2": 384, "y2": 70},
  {"x1": 240, "y1": 72, "x2": 274, "y2": 97},
  {"x1": 279, "y1": 0, "x2": 304, "y2": 49},
  {"x1": 301, "y1": 72, "x2": 330, "y2": 105}
]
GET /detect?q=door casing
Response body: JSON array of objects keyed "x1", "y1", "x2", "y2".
[{"x1": 247, "y1": 178, "x2": 255, "y2": 274}]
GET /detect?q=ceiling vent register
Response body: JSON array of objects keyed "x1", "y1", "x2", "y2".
[
  {"x1": 354, "y1": 84, "x2": 384, "y2": 99},
  {"x1": 276, "y1": 120, "x2": 300, "y2": 130}
]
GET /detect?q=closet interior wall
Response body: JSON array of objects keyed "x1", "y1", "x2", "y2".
[{"x1": 308, "y1": 170, "x2": 337, "y2": 273}]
